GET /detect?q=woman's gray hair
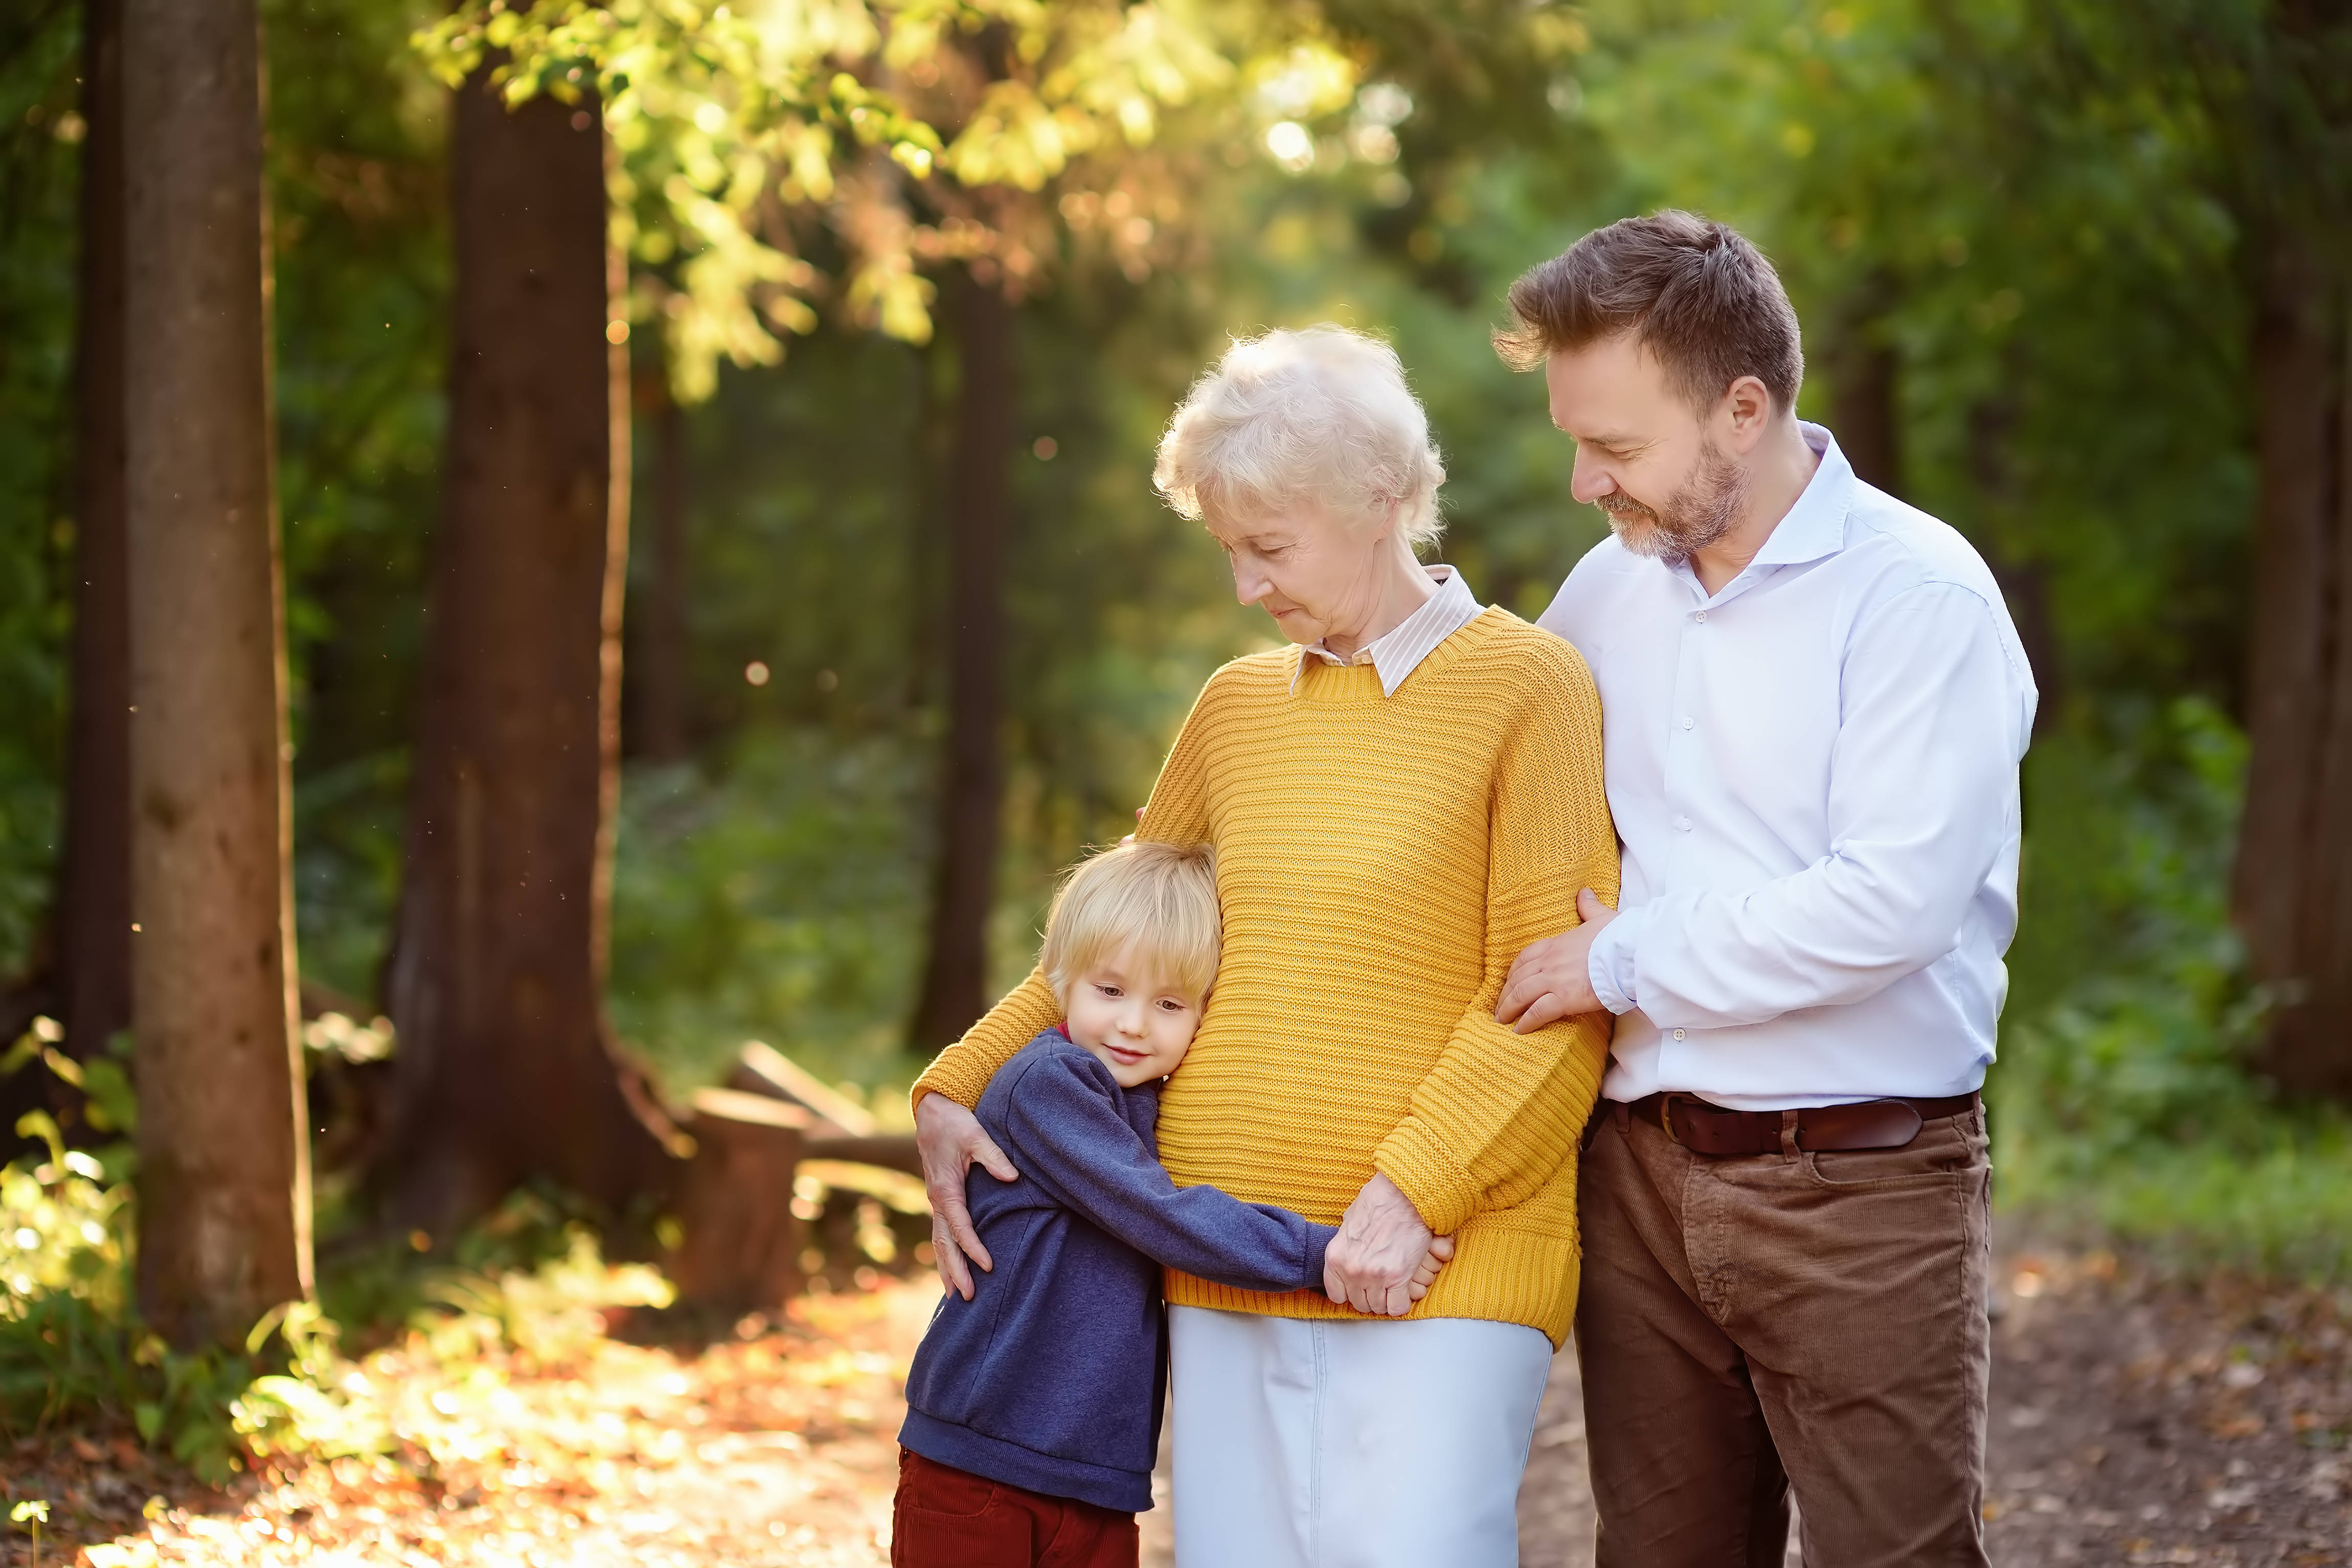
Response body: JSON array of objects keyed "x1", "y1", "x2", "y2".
[{"x1": 1152, "y1": 325, "x2": 1448, "y2": 550}]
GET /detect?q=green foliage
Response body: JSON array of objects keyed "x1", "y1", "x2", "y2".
[
  {"x1": 0, "y1": 0, "x2": 79, "y2": 979},
  {"x1": 411, "y1": 0, "x2": 1303, "y2": 398},
  {"x1": 266, "y1": 0, "x2": 452, "y2": 1004},
  {"x1": 0, "y1": 1107, "x2": 255, "y2": 1482},
  {"x1": 4, "y1": 1037, "x2": 680, "y2": 1482},
  {"x1": 235, "y1": 1228, "x2": 674, "y2": 1464},
  {"x1": 611, "y1": 733, "x2": 931, "y2": 1093},
  {"x1": 1994, "y1": 701, "x2": 2352, "y2": 1279}
]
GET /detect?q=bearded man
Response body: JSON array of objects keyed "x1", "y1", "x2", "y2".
[{"x1": 1491, "y1": 211, "x2": 2037, "y2": 1567}]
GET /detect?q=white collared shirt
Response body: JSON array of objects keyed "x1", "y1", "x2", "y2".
[
  {"x1": 1294, "y1": 565, "x2": 1482, "y2": 695},
  {"x1": 1537, "y1": 425, "x2": 2038, "y2": 1110}
]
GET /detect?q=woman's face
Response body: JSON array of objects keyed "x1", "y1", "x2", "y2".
[{"x1": 1206, "y1": 498, "x2": 1396, "y2": 648}]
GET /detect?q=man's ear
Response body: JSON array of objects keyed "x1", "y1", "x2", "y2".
[{"x1": 1721, "y1": 374, "x2": 1776, "y2": 453}]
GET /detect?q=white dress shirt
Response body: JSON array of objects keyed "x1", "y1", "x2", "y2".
[
  {"x1": 1295, "y1": 565, "x2": 1481, "y2": 694},
  {"x1": 1537, "y1": 425, "x2": 2038, "y2": 1110}
]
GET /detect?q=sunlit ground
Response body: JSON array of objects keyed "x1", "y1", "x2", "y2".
[{"x1": 30, "y1": 1281, "x2": 940, "y2": 1568}]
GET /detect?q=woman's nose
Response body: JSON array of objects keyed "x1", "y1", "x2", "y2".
[{"x1": 1230, "y1": 559, "x2": 1269, "y2": 606}]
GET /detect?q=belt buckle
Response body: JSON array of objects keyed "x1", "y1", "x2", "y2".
[{"x1": 1657, "y1": 1092, "x2": 1693, "y2": 1144}]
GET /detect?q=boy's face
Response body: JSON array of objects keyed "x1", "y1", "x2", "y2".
[{"x1": 1062, "y1": 947, "x2": 1204, "y2": 1088}]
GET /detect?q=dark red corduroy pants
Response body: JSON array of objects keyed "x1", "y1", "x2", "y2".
[{"x1": 891, "y1": 1448, "x2": 1140, "y2": 1568}]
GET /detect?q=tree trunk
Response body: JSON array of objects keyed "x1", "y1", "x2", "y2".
[
  {"x1": 909, "y1": 271, "x2": 1014, "y2": 1051},
  {"x1": 59, "y1": 0, "x2": 130, "y2": 1065},
  {"x1": 122, "y1": 0, "x2": 311, "y2": 1346},
  {"x1": 634, "y1": 380, "x2": 691, "y2": 763},
  {"x1": 2234, "y1": 223, "x2": 2352, "y2": 1100},
  {"x1": 1964, "y1": 394, "x2": 2064, "y2": 739},
  {"x1": 376, "y1": 74, "x2": 672, "y2": 1237},
  {"x1": 1826, "y1": 287, "x2": 1902, "y2": 497}
]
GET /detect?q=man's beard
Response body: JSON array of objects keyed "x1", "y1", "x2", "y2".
[{"x1": 1597, "y1": 443, "x2": 1748, "y2": 562}]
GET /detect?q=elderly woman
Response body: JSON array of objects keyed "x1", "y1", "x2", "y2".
[{"x1": 913, "y1": 325, "x2": 1616, "y2": 1566}]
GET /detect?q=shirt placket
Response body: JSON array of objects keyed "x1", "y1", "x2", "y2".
[{"x1": 1658, "y1": 576, "x2": 1713, "y2": 1062}]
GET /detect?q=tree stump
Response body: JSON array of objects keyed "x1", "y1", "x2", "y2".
[{"x1": 669, "y1": 1087, "x2": 813, "y2": 1311}]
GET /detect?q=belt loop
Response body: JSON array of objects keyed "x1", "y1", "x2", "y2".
[
  {"x1": 1614, "y1": 1101, "x2": 1631, "y2": 1134},
  {"x1": 1779, "y1": 1109, "x2": 1801, "y2": 1158}
]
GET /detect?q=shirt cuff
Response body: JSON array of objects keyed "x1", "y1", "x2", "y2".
[{"x1": 1588, "y1": 906, "x2": 1643, "y2": 1016}]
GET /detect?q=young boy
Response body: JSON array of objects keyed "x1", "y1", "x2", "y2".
[{"x1": 892, "y1": 839, "x2": 1447, "y2": 1566}]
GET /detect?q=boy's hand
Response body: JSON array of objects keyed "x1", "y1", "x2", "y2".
[
  {"x1": 914, "y1": 1092, "x2": 1020, "y2": 1301},
  {"x1": 1405, "y1": 1233, "x2": 1456, "y2": 1303}
]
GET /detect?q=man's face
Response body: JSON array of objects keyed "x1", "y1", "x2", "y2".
[{"x1": 1544, "y1": 333, "x2": 1747, "y2": 561}]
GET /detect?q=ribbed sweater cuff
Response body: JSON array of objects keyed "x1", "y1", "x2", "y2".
[
  {"x1": 1375, "y1": 1118, "x2": 1481, "y2": 1237},
  {"x1": 911, "y1": 1058, "x2": 988, "y2": 1113}
]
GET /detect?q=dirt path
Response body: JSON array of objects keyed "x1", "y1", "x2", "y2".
[{"x1": 16, "y1": 1248, "x2": 2349, "y2": 1567}]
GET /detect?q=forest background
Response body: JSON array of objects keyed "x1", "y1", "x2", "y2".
[{"x1": 0, "y1": 0, "x2": 2349, "y2": 1366}]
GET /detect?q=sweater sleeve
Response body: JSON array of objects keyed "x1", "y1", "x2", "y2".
[
  {"x1": 911, "y1": 669, "x2": 1223, "y2": 1111},
  {"x1": 1374, "y1": 644, "x2": 1620, "y2": 1236},
  {"x1": 1003, "y1": 1054, "x2": 1332, "y2": 1293}
]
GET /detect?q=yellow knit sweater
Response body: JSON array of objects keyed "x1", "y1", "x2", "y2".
[{"x1": 916, "y1": 608, "x2": 1619, "y2": 1347}]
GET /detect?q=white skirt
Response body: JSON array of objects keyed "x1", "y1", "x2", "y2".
[{"x1": 1168, "y1": 1305, "x2": 1552, "y2": 1568}]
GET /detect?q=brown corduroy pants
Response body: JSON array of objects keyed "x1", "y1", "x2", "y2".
[{"x1": 1575, "y1": 1101, "x2": 1993, "y2": 1568}]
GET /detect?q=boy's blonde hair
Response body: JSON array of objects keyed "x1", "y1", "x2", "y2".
[{"x1": 1040, "y1": 840, "x2": 1221, "y2": 1009}]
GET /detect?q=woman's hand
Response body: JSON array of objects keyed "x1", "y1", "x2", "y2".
[
  {"x1": 914, "y1": 1093, "x2": 1020, "y2": 1300},
  {"x1": 1324, "y1": 1172, "x2": 1438, "y2": 1316}
]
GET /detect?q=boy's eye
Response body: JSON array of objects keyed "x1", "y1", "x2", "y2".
[
  {"x1": 1096, "y1": 984, "x2": 1122, "y2": 997},
  {"x1": 1157, "y1": 998, "x2": 1187, "y2": 1012}
]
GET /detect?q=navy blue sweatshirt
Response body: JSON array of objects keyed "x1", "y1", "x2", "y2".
[{"x1": 899, "y1": 1031, "x2": 1336, "y2": 1512}]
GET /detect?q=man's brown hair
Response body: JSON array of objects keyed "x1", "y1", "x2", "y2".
[{"x1": 1494, "y1": 210, "x2": 1804, "y2": 414}]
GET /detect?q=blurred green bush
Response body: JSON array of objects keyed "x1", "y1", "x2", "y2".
[{"x1": 1995, "y1": 699, "x2": 2352, "y2": 1279}]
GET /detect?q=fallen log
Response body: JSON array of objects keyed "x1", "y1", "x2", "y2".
[
  {"x1": 727, "y1": 1041, "x2": 875, "y2": 1138},
  {"x1": 802, "y1": 1133, "x2": 922, "y2": 1180}
]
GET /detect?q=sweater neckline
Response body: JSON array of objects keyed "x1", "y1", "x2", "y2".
[{"x1": 1289, "y1": 605, "x2": 1505, "y2": 706}]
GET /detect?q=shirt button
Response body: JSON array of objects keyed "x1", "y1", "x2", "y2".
[
  {"x1": 1674, "y1": 815, "x2": 1692, "y2": 831},
  {"x1": 1681, "y1": 716, "x2": 1695, "y2": 730},
  {"x1": 1695, "y1": 610, "x2": 1708, "y2": 623},
  {"x1": 1672, "y1": 1029, "x2": 1687, "y2": 1041}
]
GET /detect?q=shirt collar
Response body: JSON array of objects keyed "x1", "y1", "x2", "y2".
[
  {"x1": 1749, "y1": 423, "x2": 1852, "y2": 570},
  {"x1": 1292, "y1": 565, "x2": 1482, "y2": 696},
  {"x1": 1668, "y1": 422, "x2": 1853, "y2": 609}
]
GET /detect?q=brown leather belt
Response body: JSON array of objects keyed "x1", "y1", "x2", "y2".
[{"x1": 1615, "y1": 1091, "x2": 1979, "y2": 1156}]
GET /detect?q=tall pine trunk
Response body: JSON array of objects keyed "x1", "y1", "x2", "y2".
[
  {"x1": 122, "y1": 0, "x2": 310, "y2": 1346},
  {"x1": 909, "y1": 271, "x2": 1014, "y2": 1051},
  {"x1": 376, "y1": 75, "x2": 670, "y2": 1236},
  {"x1": 2234, "y1": 224, "x2": 2352, "y2": 1100},
  {"x1": 60, "y1": 0, "x2": 129, "y2": 1064}
]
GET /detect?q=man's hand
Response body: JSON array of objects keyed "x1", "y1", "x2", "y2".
[
  {"x1": 1496, "y1": 888, "x2": 1616, "y2": 1034},
  {"x1": 914, "y1": 1092, "x2": 1020, "y2": 1300},
  {"x1": 1324, "y1": 1172, "x2": 1437, "y2": 1317}
]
